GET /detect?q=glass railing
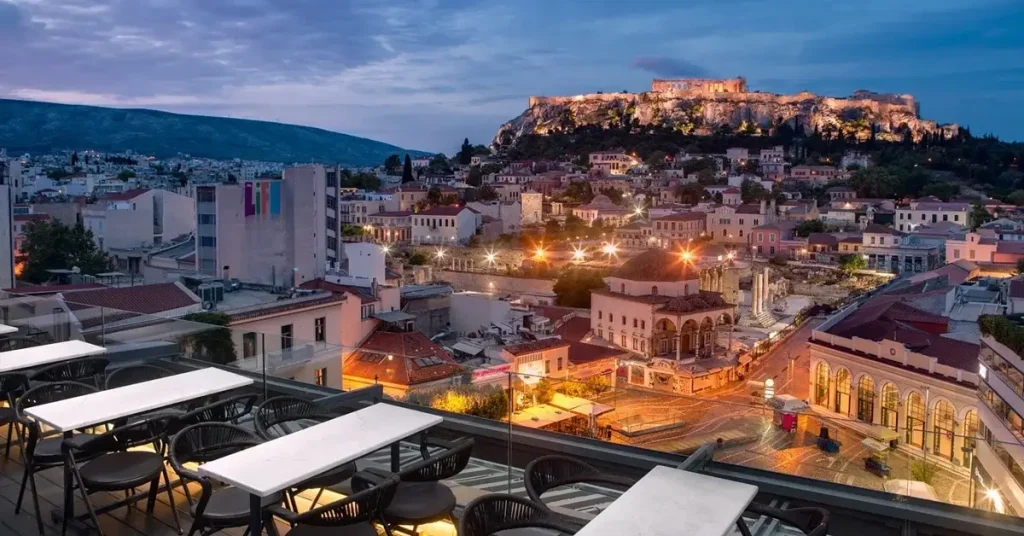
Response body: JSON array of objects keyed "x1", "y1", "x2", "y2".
[{"x1": 2, "y1": 288, "x2": 1021, "y2": 524}]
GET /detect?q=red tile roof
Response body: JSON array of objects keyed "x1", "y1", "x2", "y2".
[
  {"x1": 101, "y1": 188, "x2": 150, "y2": 201},
  {"x1": 13, "y1": 214, "x2": 50, "y2": 222},
  {"x1": 418, "y1": 206, "x2": 471, "y2": 216},
  {"x1": 863, "y1": 223, "x2": 904, "y2": 236},
  {"x1": 807, "y1": 233, "x2": 839, "y2": 247},
  {"x1": 568, "y1": 342, "x2": 625, "y2": 364},
  {"x1": 5, "y1": 283, "x2": 106, "y2": 295},
  {"x1": 372, "y1": 211, "x2": 412, "y2": 218},
  {"x1": 63, "y1": 282, "x2": 199, "y2": 314},
  {"x1": 344, "y1": 330, "x2": 462, "y2": 386},
  {"x1": 611, "y1": 249, "x2": 698, "y2": 282},
  {"x1": 723, "y1": 187, "x2": 740, "y2": 194},
  {"x1": 555, "y1": 316, "x2": 591, "y2": 343},
  {"x1": 654, "y1": 212, "x2": 706, "y2": 222},
  {"x1": 503, "y1": 338, "x2": 570, "y2": 356},
  {"x1": 660, "y1": 291, "x2": 732, "y2": 314},
  {"x1": 734, "y1": 204, "x2": 763, "y2": 214}
]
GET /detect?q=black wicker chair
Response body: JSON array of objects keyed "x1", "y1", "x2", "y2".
[
  {"x1": 254, "y1": 396, "x2": 354, "y2": 510},
  {"x1": 736, "y1": 503, "x2": 830, "y2": 536},
  {"x1": 103, "y1": 363, "x2": 175, "y2": 390},
  {"x1": 459, "y1": 494, "x2": 580, "y2": 536},
  {"x1": 524, "y1": 455, "x2": 636, "y2": 514},
  {"x1": 269, "y1": 470, "x2": 400, "y2": 536},
  {"x1": 67, "y1": 416, "x2": 182, "y2": 536},
  {"x1": 14, "y1": 381, "x2": 102, "y2": 536},
  {"x1": 170, "y1": 422, "x2": 282, "y2": 536},
  {"x1": 28, "y1": 356, "x2": 109, "y2": 387},
  {"x1": 0, "y1": 372, "x2": 29, "y2": 460},
  {"x1": 362, "y1": 437, "x2": 474, "y2": 534},
  {"x1": 0, "y1": 335, "x2": 43, "y2": 352}
]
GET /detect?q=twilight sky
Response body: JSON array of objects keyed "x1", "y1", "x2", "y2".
[{"x1": 1, "y1": 0, "x2": 1022, "y2": 154}]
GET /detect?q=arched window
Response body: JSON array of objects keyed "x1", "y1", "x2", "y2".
[
  {"x1": 651, "y1": 285, "x2": 658, "y2": 296},
  {"x1": 834, "y1": 369, "x2": 851, "y2": 415},
  {"x1": 880, "y1": 383, "x2": 899, "y2": 430},
  {"x1": 932, "y1": 400, "x2": 956, "y2": 461},
  {"x1": 856, "y1": 376, "x2": 875, "y2": 423},
  {"x1": 906, "y1": 392, "x2": 925, "y2": 448},
  {"x1": 620, "y1": 283, "x2": 625, "y2": 293},
  {"x1": 814, "y1": 362, "x2": 830, "y2": 406},
  {"x1": 964, "y1": 410, "x2": 979, "y2": 466}
]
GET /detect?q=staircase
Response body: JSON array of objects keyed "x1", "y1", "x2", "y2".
[{"x1": 743, "y1": 308, "x2": 777, "y2": 328}]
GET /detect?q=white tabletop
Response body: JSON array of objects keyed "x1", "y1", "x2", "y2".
[
  {"x1": 0, "y1": 339, "x2": 107, "y2": 374},
  {"x1": 0, "y1": 324, "x2": 17, "y2": 335},
  {"x1": 24, "y1": 367, "x2": 253, "y2": 431},
  {"x1": 198, "y1": 404, "x2": 443, "y2": 497},
  {"x1": 574, "y1": 466, "x2": 758, "y2": 536}
]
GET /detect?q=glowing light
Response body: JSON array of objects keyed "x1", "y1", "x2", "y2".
[
  {"x1": 680, "y1": 250, "x2": 693, "y2": 263},
  {"x1": 726, "y1": 251, "x2": 735, "y2": 260},
  {"x1": 534, "y1": 248, "x2": 546, "y2": 260},
  {"x1": 484, "y1": 249, "x2": 498, "y2": 265},
  {"x1": 572, "y1": 247, "x2": 586, "y2": 262},
  {"x1": 434, "y1": 248, "x2": 446, "y2": 260},
  {"x1": 985, "y1": 488, "x2": 1005, "y2": 514},
  {"x1": 601, "y1": 243, "x2": 618, "y2": 257},
  {"x1": 381, "y1": 245, "x2": 391, "y2": 255}
]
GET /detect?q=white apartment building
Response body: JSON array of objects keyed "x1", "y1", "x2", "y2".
[
  {"x1": 705, "y1": 200, "x2": 776, "y2": 245},
  {"x1": 976, "y1": 326, "x2": 1024, "y2": 515},
  {"x1": 411, "y1": 206, "x2": 478, "y2": 245},
  {"x1": 896, "y1": 200, "x2": 971, "y2": 232},
  {"x1": 589, "y1": 151, "x2": 639, "y2": 175},
  {"x1": 0, "y1": 161, "x2": 14, "y2": 288},
  {"x1": 195, "y1": 166, "x2": 327, "y2": 286},
  {"x1": 84, "y1": 188, "x2": 195, "y2": 251}
]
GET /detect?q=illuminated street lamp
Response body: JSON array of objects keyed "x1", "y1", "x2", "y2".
[
  {"x1": 535, "y1": 247, "x2": 546, "y2": 260},
  {"x1": 434, "y1": 248, "x2": 446, "y2": 260},
  {"x1": 484, "y1": 250, "x2": 498, "y2": 265},
  {"x1": 381, "y1": 244, "x2": 391, "y2": 256},
  {"x1": 726, "y1": 251, "x2": 735, "y2": 260},
  {"x1": 601, "y1": 243, "x2": 618, "y2": 258},
  {"x1": 680, "y1": 250, "x2": 693, "y2": 263},
  {"x1": 572, "y1": 246, "x2": 586, "y2": 262}
]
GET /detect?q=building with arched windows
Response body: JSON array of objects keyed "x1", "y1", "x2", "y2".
[
  {"x1": 590, "y1": 249, "x2": 737, "y2": 394},
  {"x1": 809, "y1": 296, "x2": 980, "y2": 470}
]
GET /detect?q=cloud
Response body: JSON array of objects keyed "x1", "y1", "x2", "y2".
[
  {"x1": 632, "y1": 57, "x2": 710, "y2": 78},
  {"x1": 0, "y1": 0, "x2": 1022, "y2": 150}
]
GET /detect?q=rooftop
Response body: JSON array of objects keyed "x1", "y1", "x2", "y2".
[
  {"x1": 502, "y1": 337, "x2": 571, "y2": 356},
  {"x1": 610, "y1": 249, "x2": 699, "y2": 282},
  {"x1": 344, "y1": 330, "x2": 462, "y2": 386}
]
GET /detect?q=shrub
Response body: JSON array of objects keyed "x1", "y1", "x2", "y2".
[{"x1": 910, "y1": 459, "x2": 938, "y2": 485}]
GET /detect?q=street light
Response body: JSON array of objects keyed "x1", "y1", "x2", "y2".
[
  {"x1": 434, "y1": 248, "x2": 446, "y2": 260},
  {"x1": 381, "y1": 244, "x2": 391, "y2": 256},
  {"x1": 484, "y1": 249, "x2": 498, "y2": 265},
  {"x1": 572, "y1": 246, "x2": 586, "y2": 262},
  {"x1": 680, "y1": 250, "x2": 693, "y2": 263},
  {"x1": 535, "y1": 247, "x2": 546, "y2": 260},
  {"x1": 602, "y1": 243, "x2": 618, "y2": 257}
]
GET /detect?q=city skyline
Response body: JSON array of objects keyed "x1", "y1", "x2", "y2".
[{"x1": 1, "y1": 0, "x2": 1022, "y2": 154}]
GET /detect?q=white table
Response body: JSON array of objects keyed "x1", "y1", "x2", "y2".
[
  {"x1": 0, "y1": 323, "x2": 17, "y2": 335},
  {"x1": 25, "y1": 367, "x2": 253, "y2": 432},
  {"x1": 574, "y1": 466, "x2": 758, "y2": 536},
  {"x1": 0, "y1": 339, "x2": 106, "y2": 374},
  {"x1": 198, "y1": 403, "x2": 443, "y2": 535}
]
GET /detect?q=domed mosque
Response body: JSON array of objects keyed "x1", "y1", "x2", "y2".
[{"x1": 588, "y1": 249, "x2": 738, "y2": 394}]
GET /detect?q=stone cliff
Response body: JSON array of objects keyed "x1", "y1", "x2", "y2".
[{"x1": 494, "y1": 82, "x2": 957, "y2": 145}]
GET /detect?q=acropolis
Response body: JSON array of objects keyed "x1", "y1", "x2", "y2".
[{"x1": 651, "y1": 77, "x2": 747, "y2": 94}]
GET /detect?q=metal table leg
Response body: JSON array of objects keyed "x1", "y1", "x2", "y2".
[{"x1": 249, "y1": 493, "x2": 263, "y2": 535}]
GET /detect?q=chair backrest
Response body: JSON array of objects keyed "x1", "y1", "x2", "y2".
[
  {"x1": 28, "y1": 357, "x2": 110, "y2": 385},
  {"x1": 0, "y1": 372, "x2": 29, "y2": 405},
  {"x1": 458, "y1": 494, "x2": 580, "y2": 536},
  {"x1": 253, "y1": 395, "x2": 331, "y2": 439},
  {"x1": 0, "y1": 336, "x2": 42, "y2": 353},
  {"x1": 104, "y1": 363, "x2": 174, "y2": 390},
  {"x1": 398, "y1": 437, "x2": 474, "y2": 483},
  {"x1": 167, "y1": 393, "x2": 258, "y2": 437},
  {"x1": 75, "y1": 416, "x2": 171, "y2": 458},
  {"x1": 169, "y1": 422, "x2": 262, "y2": 483},
  {"x1": 16, "y1": 381, "x2": 99, "y2": 458},
  {"x1": 293, "y1": 472, "x2": 399, "y2": 527},
  {"x1": 524, "y1": 455, "x2": 636, "y2": 506}
]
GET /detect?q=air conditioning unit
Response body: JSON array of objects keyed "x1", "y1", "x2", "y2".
[{"x1": 196, "y1": 282, "x2": 224, "y2": 304}]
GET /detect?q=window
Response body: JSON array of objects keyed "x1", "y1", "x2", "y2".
[
  {"x1": 609, "y1": 314, "x2": 614, "y2": 323},
  {"x1": 757, "y1": 233, "x2": 763, "y2": 242},
  {"x1": 651, "y1": 286, "x2": 658, "y2": 296},
  {"x1": 597, "y1": 329, "x2": 603, "y2": 339},
  {"x1": 622, "y1": 316, "x2": 626, "y2": 326},
  {"x1": 953, "y1": 249, "x2": 960, "y2": 259},
  {"x1": 544, "y1": 360, "x2": 550, "y2": 374},
  {"x1": 770, "y1": 233, "x2": 776, "y2": 243},
  {"x1": 315, "y1": 317, "x2": 326, "y2": 342},
  {"x1": 198, "y1": 214, "x2": 215, "y2": 225},
  {"x1": 870, "y1": 236, "x2": 876, "y2": 245},
  {"x1": 640, "y1": 320, "x2": 645, "y2": 330},
  {"x1": 739, "y1": 229, "x2": 743, "y2": 237},
  {"x1": 942, "y1": 214, "x2": 948, "y2": 222},
  {"x1": 620, "y1": 334, "x2": 626, "y2": 347},
  {"x1": 954, "y1": 214, "x2": 960, "y2": 222},
  {"x1": 739, "y1": 218, "x2": 744, "y2": 225},
  {"x1": 242, "y1": 332, "x2": 257, "y2": 358},
  {"x1": 200, "y1": 236, "x2": 216, "y2": 247},
  {"x1": 598, "y1": 311, "x2": 603, "y2": 320},
  {"x1": 969, "y1": 249, "x2": 975, "y2": 259},
  {"x1": 879, "y1": 237, "x2": 885, "y2": 245},
  {"x1": 280, "y1": 324, "x2": 293, "y2": 350},
  {"x1": 314, "y1": 367, "x2": 327, "y2": 386},
  {"x1": 557, "y1": 357, "x2": 563, "y2": 371},
  {"x1": 197, "y1": 188, "x2": 215, "y2": 203},
  {"x1": 633, "y1": 318, "x2": 638, "y2": 328},
  {"x1": 361, "y1": 304, "x2": 375, "y2": 319}
]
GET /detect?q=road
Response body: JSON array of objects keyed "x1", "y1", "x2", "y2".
[{"x1": 591, "y1": 317, "x2": 971, "y2": 509}]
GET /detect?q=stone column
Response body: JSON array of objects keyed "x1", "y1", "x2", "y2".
[
  {"x1": 872, "y1": 388, "x2": 882, "y2": 425},
  {"x1": 762, "y1": 268, "x2": 771, "y2": 309},
  {"x1": 676, "y1": 329, "x2": 682, "y2": 361},
  {"x1": 751, "y1": 275, "x2": 761, "y2": 316}
]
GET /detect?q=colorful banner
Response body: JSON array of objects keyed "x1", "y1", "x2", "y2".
[
  {"x1": 245, "y1": 180, "x2": 281, "y2": 219},
  {"x1": 269, "y1": 181, "x2": 281, "y2": 215},
  {"x1": 244, "y1": 182, "x2": 254, "y2": 217}
]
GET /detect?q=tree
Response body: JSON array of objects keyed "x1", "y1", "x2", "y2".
[
  {"x1": 384, "y1": 154, "x2": 402, "y2": 175},
  {"x1": 674, "y1": 183, "x2": 705, "y2": 204},
  {"x1": 458, "y1": 138, "x2": 473, "y2": 166},
  {"x1": 563, "y1": 214, "x2": 585, "y2": 237},
  {"x1": 479, "y1": 184, "x2": 498, "y2": 201},
  {"x1": 848, "y1": 166, "x2": 899, "y2": 198},
  {"x1": 970, "y1": 203, "x2": 994, "y2": 230},
  {"x1": 1006, "y1": 190, "x2": 1024, "y2": 206},
  {"x1": 428, "y1": 154, "x2": 451, "y2": 175},
  {"x1": 116, "y1": 170, "x2": 136, "y2": 181},
  {"x1": 427, "y1": 186, "x2": 442, "y2": 205},
  {"x1": 544, "y1": 218, "x2": 561, "y2": 236},
  {"x1": 467, "y1": 166, "x2": 483, "y2": 187},
  {"x1": 598, "y1": 187, "x2": 623, "y2": 205},
  {"x1": 20, "y1": 220, "x2": 110, "y2": 284},
  {"x1": 408, "y1": 252, "x2": 427, "y2": 265},
  {"x1": 794, "y1": 220, "x2": 826, "y2": 237},
  {"x1": 1016, "y1": 258, "x2": 1024, "y2": 275},
  {"x1": 644, "y1": 151, "x2": 668, "y2": 172},
  {"x1": 179, "y1": 312, "x2": 237, "y2": 365},
  {"x1": 838, "y1": 254, "x2": 866, "y2": 274},
  {"x1": 552, "y1": 269, "x2": 607, "y2": 308},
  {"x1": 401, "y1": 154, "x2": 414, "y2": 183},
  {"x1": 740, "y1": 180, "x2": 769, "y2": 203}
]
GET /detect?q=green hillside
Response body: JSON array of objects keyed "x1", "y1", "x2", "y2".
[{"x1": 0, "y1": 99, "x2": 426, "y2": 166}]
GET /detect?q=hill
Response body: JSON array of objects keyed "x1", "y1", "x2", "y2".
[
  {"x1": 0, "y1": 99, "x2": 426, "y2": 166},
  {"x1": 495, "y1": 78, "x2": 957, "y2": 147}
]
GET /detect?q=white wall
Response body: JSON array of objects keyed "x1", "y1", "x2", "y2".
[{"x1": 449, "y1": 292, "x2": 510, "y2": 334}]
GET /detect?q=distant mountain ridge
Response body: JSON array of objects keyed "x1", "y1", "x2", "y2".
[{"x1": 0, "y1": 99, "x2": 427, "y2": 166}]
